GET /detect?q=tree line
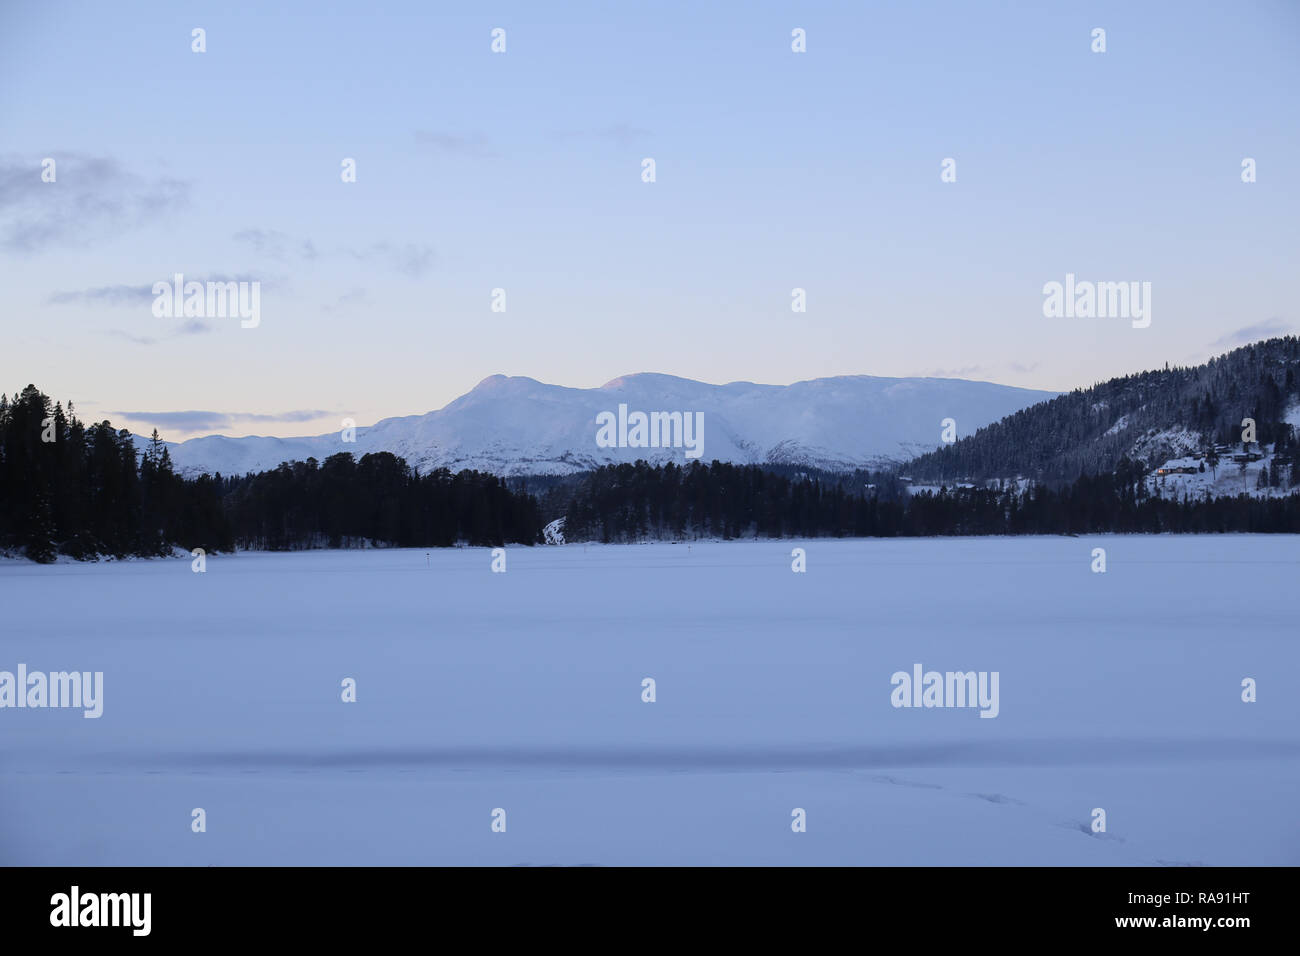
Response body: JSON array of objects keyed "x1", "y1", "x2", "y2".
[
  {"x1": 562, "y1": 458, "x2": 1300, "y2": 542},
  {"x1": 6, "y1": 381, "x2": 1300, "y2": 563},
  {"x1": 0, "y1": 385, "x2": 543, "y2": 562}
]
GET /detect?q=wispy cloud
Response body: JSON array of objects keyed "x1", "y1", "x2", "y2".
[
  {"x1": 346, "y1": 241, "x2": 432, "y2": 277},
  {"x1": 232, "y1": 228, "x2": 318, "y2": 261},
  {"x1": 47, "y1": 284, "x2": 156, "y2": 307},
  {"x1": 47, "y1": 273, "x2": 268, "y2": 344},
  {"x1": 0, "y1": 153, "x2": 189, "y2": 254},
  {"x1": 551, "y1": 124, "x2": 652, "y2": 147},
  {"x1": 234, "y1": 229, "x2": 432, "y2": 277},
  {"x1": 322, "y1": 288, "x2": 370, "y2": 313},
  {"x1": 48, "y1": 273, "x2": 267, "y2": 307},
  {"x1": 104, "y1": 319, "x2": 212, "y2": 346},
  {"x1": 106, "y1": 330, "x2": 162, "y2": 346},
  {"x1": 114, "y1": 409, "x2": 337, "y2": 434},
  {"x1": 915, "y1": 361, "x2": 1043, "y2": 380},
  {"x1": 413, "y1": 130, "x2": 495, "y2": 157},
  {"x1": 413, "y1": 125, "x2": 650, "y2": 156},
  {"x1": 1210, "y1": 318, "x2": 1292, "y2": 349},
  {"x1": 922, "y1": 364, "x2": 986, "y2": 379}
]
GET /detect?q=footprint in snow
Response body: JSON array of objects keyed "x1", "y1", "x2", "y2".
[
  {"x1": 966, "y1": 792, "x2": 1027, "y2": 806},
  {"x1": 1065, "y1": 821, "x2": 1126, "y2": 842}
]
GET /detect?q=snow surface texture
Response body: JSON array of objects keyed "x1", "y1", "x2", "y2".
[
  {"x1": 2, "y1": 536, "x2": 1296, "y2": 866},
  {"x1": 148, "y1": 373, "x2": 1055, "y2": 477}
]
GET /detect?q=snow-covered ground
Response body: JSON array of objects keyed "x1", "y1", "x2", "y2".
[
  {"x1": 2, "y1": 537, "x2": 1297, "y2": 866},
  {"x1": 1139, "y1": 404, "x2": 1300, "y2": 500},
  {"x1": 1146, "y1": 446, "x2": 1296, "y2": 500}
]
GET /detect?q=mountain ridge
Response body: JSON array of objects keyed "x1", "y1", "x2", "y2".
[{"x1": 146, "y1": 372, "x2": 1058, "y2": 478}]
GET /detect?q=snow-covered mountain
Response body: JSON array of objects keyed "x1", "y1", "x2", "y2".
[{"x1": 155, "y1": 373, "x2": 1056, "y2": 477}]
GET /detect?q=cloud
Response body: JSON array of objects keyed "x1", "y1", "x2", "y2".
[
  {"x1": 49, "y1": 273, "x2": 266, "y2": 314},
  {"x1": 0, "y1": 153, "x2": 189, "y2": 254},
  {"x1": 322, "y1": 288, "x2": 370, "y2": 313},
  {"x1": 922, "y1": 365, "x2": 986, "y2": 379},
  {"x1": 551, "y1": 124, "x2": 652, "y2": 147},
  {"x1": 47, "y1": 284, "x2": 156, "y2": 307},
  {"x1": 348, "y1": 241, "x2": 432, "y2": 277},
  {"x1": 235, "y1": 229, "x2": 432, "y2": 277},
  {"x1": 104, "y1": 319, "x2": 212, "y2": 346},
  {"x1": 232, "y1": 228, "x2": 318, "y2": 261},
  {"x1": 1210, "y1": 319, "x2": 1292, "y2": 349},
  {"x1": 413, "y1": 130, "x2": 495, "y2": 157},
  {"x1": 106, "y1": 330, "x2": 161, "y2": 346},
  {"x1": 916, "y1": 361, "x2": 1042, "y2": 379},
  {"x1": 414, "y1": 126, "x2": 650, "y2": 156},
  {"x1": 46, "y1": 273, "x2": 266, "y2": 344},
  {"x1": 114, "y1": 409, "x2": 337, "y2": 433}
]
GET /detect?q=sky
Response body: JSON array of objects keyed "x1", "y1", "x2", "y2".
[{"x1": 1, "y1": 0, "x2": 1298, "y2": 439}]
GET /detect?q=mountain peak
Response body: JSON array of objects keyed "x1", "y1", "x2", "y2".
[
  {"x1": 160, "y1": 372, "x2": 1058, "y2": 478},
  {"x1": 600, "y1": 372, "x2": 699, "y2": 390},
  {"x1": 472, "y1": 373, "x2": 541, "y2": 389}
]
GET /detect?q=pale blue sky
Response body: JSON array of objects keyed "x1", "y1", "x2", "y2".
[{"x1": 2, "y1": 0, "x2": 1297, "y2": 438}]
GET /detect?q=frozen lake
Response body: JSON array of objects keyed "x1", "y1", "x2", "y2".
[{"x1": 2, "y1": 535, "x2": 1298, "y2": 865}]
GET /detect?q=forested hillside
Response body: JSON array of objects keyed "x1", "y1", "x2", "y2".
[
  {"x1": 561, "y1": 459, "x2": 1300, "y2": 541},
  {"x1": 907, "y1": 337, "x2": 1300, "y2": 484}
]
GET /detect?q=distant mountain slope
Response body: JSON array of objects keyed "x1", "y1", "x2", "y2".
[
  {"x1": 906, "y1": 337, "x2": 1300, "y2": 484},
  {"x1": 153, "y1": 373, "x2": 1056, "y2": 477}
]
